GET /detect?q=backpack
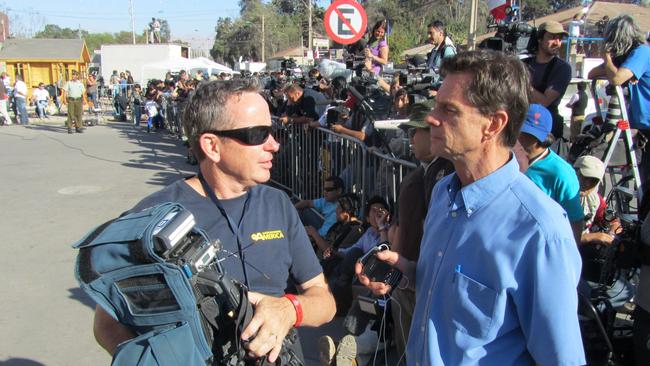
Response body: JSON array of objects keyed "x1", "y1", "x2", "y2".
[{"x1": 73, "y1": 202, "x2": 257, "y2": 366}]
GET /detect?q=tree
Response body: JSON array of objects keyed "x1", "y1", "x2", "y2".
[
  {"x1": 34, "y1": 24, "x2": 148, "y2": 51},
  {"x1": 34, "y1": 24, "x2": 83, "y2": 39},
  {"x1": 520, "y1": 0, "x2": 553, "y2": 21},
  {"x1": 160, "y1": 19, "x2": 171, "y2": 43}
]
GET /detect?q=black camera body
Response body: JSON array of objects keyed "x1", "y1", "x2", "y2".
[
  {"x1": 280, "y1": 58, "x2": 298, "y2": 76},
  {"x1": 479, "y1": 22, "x2": 535, "y2": 55},
  {"x1": 358, "y1": 243, "x2": 402, "y2": 290}
]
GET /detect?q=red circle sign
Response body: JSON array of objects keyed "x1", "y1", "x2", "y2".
[{"x1": 324, "y1": 0, "x2": 368, "y2": 45}]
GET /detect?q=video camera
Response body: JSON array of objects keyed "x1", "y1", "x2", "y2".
[
  {"x1": 479, "y1": 21, "x2": 535, "y2": 54},
  {"x1": 347, "y1": 76, "x2": 392, "y2": 121},
  {"x1": 151, "y1": 209, "x2": 303, "y2": 366},
  {"x1": 280, "y1": 58, "x2": 298, "y2": 76},
  {"x1": 345, "y1": 39, "x2": 368, "y2": 77},
  {"x1": 389, "y1": 55, "x2": 437, "y2": 94}
]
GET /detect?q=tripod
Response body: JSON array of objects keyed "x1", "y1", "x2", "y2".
[{"x1": 591, "y1": 80, "x2": 643, "y2": 220}]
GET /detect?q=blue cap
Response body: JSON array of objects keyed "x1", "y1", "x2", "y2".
[{"x1": 520, "y1": 104, "x2": 552, "y2": 143}]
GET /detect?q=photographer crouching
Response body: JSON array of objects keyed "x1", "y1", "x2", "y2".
[{"x1": 93, "y1": 79, "x2": 336, "y2": 364}]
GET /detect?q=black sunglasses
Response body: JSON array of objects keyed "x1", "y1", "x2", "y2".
[
  {"x1": 204, "y1": 125, "x2": 273, "y2": 145},
  {"x1": 324, "y1": 187, "x2": 338, "y2": 192}
]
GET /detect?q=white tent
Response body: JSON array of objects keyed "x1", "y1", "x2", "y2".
[
  {"x1": 192, "y1": 57, "x2": 236, "y2": 75},
  {"x1": 140, "y1": 57, "x2": 194, "y2": 82},
  {"x1": 140, "y1": 56, "x2": 241, "y2": 82}
]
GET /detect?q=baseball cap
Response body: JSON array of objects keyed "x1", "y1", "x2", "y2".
[
  {"x1": 539, "y1": 21, "x2": 568, "y2": 36},
  {"x1": 574, "y1": 155, "x2": 605, "y2": 181},
  {"x1": 520, "y1": 104, "x2": 552, "y2": 143},
  {"x1": 399, "y1": 100, "x2": 436, "y2": 129}
]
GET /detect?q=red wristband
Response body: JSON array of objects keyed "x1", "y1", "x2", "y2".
[{"x1": 283, "y1": 294, "x2": 303, "y2": 328}]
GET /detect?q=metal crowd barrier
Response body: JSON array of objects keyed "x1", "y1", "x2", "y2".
[{"x1": 271, "y1": 124, "x2": 417, "y2": 210}]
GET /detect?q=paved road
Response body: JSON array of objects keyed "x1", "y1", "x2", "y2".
[{"x1": 0, "y1": 119, "x2": 349, "y2": 366}]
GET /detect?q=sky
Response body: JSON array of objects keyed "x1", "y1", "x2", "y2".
[
  {"x1": 3, "y1": 0, "x2": 331, "y2": 50},
  {"x1": 2, "y1": 0, "x2": 244, "y2": 49}
]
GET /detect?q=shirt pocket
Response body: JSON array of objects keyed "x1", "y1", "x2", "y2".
[{"x1": 451, "y1": 271, "x2": 499, "y2": 339}]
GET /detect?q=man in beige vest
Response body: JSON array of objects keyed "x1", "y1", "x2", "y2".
[{"x1": 62, "y1": 71, "x2": 86, "y2": 134}]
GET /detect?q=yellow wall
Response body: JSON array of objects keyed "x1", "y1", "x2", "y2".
[{"x1": 5, "y1": 61, "x2": 87, "y2": 97}]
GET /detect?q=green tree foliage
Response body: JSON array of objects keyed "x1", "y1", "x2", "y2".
[
  {"x1": 34, "y1": 24, "x2": 84, "y2": 39},
  {"x1": 160, "y1": 19, "x2": 171, "y2": 43},
  {"x1": 210, "y1": 1, "x2": 324, "y2": 65},
  {"x1": 33, "y1": 20, "x2": 166, "y2": 52},
  {"x1": 210, "y1": 0, "x2": 587, "y2": 65}
]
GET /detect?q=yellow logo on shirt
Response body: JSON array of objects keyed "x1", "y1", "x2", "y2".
[{"x1": 251, "y1": 230, "x2": 285, "y2": 241}]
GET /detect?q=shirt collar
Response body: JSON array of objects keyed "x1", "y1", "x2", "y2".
[
  {"x1": 446, "y1": 154, "x2": 520, "y2": 217},
  {"x1": 422, "y1": 156, "x2": 439, "y2": 173}
]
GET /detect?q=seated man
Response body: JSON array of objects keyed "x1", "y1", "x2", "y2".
[
  {"x1": 306, "y1": 194, "x2": 364, "y2": 258},
  {"x1": 323, "y1": 196, "x2": 390, "y2": 300},
  {"x1": 32, "y1": 82, "x2": 51, "y2": 119},
  {"x1": 319, "y1": 197, "x2": 392, "y2": 366},
  {"x1": 574, "y1": 155, "x2": 633, "y2": 308},
  {"x1": 574, "y1": 155, "x2": 619, "y2": 241},
  {"x1": 295, "y1": 176, "x2": 344, "y2": 239},
  {"x1": 518, "y1": 104, "x2": 585, "y2": 243}
]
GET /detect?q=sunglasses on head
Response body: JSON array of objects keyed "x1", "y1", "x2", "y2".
[{"x1": 204, "y1": 125, "x2": 273, "y2": 145}]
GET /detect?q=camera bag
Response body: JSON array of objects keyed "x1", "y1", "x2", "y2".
[{"x1": 73, "y1": 202, "x2": 253, "y2": 366}]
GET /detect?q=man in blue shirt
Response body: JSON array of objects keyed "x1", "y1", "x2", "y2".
[
  {"x1": 357, "y1": 50, "x2": 585, "y2": 366},
  {"x1": 518, "y1": 103, "x2": 585, "y2": 244},
  {"x1": 295, "y1": 175, "x2": 344, "y2": 238}
]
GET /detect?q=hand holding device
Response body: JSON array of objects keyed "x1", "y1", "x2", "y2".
[{"x1": 357, "y1": 243, "x2": 402, "y2": 291}]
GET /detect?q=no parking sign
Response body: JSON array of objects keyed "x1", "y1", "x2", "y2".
[{"x1": 324, "y1": 0, "x2": 368, "y2": 45}]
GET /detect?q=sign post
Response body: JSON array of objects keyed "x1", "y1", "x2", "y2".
[{"x1": 323, "y1": 0, "x2": 368, "y2": 45}]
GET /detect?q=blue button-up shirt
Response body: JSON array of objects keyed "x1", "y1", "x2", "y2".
[{"x1": 408, "y1": 156, "x2": 585, "y2": 366}]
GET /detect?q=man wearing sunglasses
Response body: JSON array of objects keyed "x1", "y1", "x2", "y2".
[
  {"x1": 93, "y1": 79, "x2": 336, "y2": 364},
  {"x1": 295, "y1": 176, "x2": 344, "y2": 241}
]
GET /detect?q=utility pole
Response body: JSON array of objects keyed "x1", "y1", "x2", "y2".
[
  {"x1": 129, "y1": 0, "x2": 136, "y2": 44},
  {"x1": 261, "y1": 15, "x2": 265, "y2": 62},
  {"x1": 308, "y1": 0, "x2": 312, "y2": 53},
  {"x1": 468, "y1": 0, "x2": 479, "y2": 50}
]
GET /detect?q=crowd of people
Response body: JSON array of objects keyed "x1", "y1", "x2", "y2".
[
  {"x1": 267, "y1": 14, "x2": 650, "y2": 366},
  {"x1": 86, "y1": 13, "x2": 650, "y2": 366},
  {"x1": 1, "y1": 10, "x2": 647, "y2": 365}
]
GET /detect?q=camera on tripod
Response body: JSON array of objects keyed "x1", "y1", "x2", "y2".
[{"x1": 479, "y1": 21, "x2": 535, "y2": 54}]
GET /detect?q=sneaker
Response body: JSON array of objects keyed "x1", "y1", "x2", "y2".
[
  {"x1": 68, "y1": 128, "x2": 73, "y2": 134},
  {"x1": 76, "y1": 128, "x2": 84, "y2": 133},
  {"x1": 318, "y1": 335, "x2": 336, "y2": 366},
  {"x1": 335, "y1": 335, "x2": 358, "y2": 366}
]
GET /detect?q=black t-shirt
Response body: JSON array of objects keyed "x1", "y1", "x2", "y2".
[
  {"x1": 293, "y1": 95, "x2": 319, "y2": 120},
  {"x1": 525, "y1": 56, "x2": 572, "y2": 112},
  {"x1": 131, "y1": 179, "x2": 322, "y2": 296}
]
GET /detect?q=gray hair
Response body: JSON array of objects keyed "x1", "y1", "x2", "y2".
[
  {"x1": 604, "y1": 14, "x2": 645, "y2": 57},
  {"x1": 440, "y1": 50, "x2": 530, "y2": 147},
  {"x1": 183, "y1": 78, "x2": 261, "y2": 161}
]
